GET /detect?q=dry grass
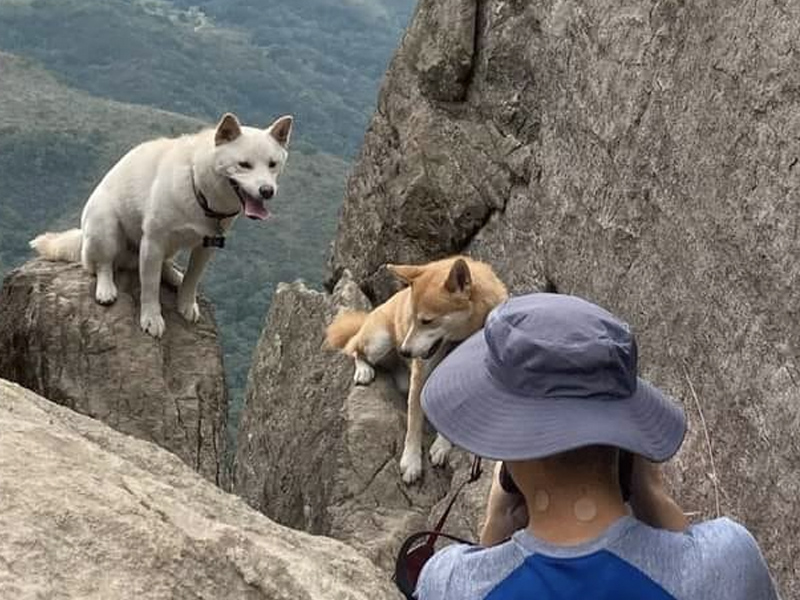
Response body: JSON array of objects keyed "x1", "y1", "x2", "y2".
[{"x1": 682, "y1": 362, "x2": 722, "y2": 518}]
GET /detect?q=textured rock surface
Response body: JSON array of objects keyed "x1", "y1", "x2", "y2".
[
  {"x1": 233, "y1": 273, "x2": 473, "y2": 570},
  {"x1": 325, "y1": 0, "x2": 800, "y2": 596},
  {"x1": 0, "y1": 260, "x2": 227, "y2": 484},
  {"x1": 404, "y1": 0, "x2": 477, "y2": 102},
  {"x1": 0, "y1": 379, "x2": 400, "y2": 600}
]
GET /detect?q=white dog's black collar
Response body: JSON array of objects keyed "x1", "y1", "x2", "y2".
[{"x1": 190, "y1": 171, "x2": 239, "y2": 248}]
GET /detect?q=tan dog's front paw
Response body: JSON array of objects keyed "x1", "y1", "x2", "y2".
[
  {"x1": 429, "y1": 435, "x2": 452, "y2": 467},
  {"x1": 400, "y1": 447, "x2": 423, "y2": 484},
  {"x1": 353, "y1": 358, "x2": 375, "y2": 385}
]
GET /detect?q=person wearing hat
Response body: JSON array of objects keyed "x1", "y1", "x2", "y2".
[{"x1": 416, "y1": 293, "x2": 779, "y2": 599}]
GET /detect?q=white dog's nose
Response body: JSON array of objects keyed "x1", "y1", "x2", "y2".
[{"x1": 259, "y1": 185, "x2": 274, "y2": 199}]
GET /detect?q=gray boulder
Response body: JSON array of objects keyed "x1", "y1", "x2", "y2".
[
  {"x1": 325, "y1": 0, "x2": 799, "y2": 596},
  {"x1": 0, "y1": 378, "x2": 399, "y2": 600},
  {"x1": 0, "y1": 260, "x2": 228, "y2": 484}
]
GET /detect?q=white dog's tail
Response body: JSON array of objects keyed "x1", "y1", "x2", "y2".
[{"x1": 29, "y1": 229, "x2": 83, "y2": 263}]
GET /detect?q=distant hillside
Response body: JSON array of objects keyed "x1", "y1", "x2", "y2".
[
  {"x1": 0, "y1": 0, "x2": 414, "y2": 156},
  {"x1": 0, "y1": 51, "x2": 348, "y2": 431}
]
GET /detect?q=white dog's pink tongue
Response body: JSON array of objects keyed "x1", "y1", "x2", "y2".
[{"x1": 244, "y1": 197, "x2": 270, "y2": 220}]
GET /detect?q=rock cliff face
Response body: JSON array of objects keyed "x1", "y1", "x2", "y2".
[
  {"x1": 320, "y1": 0, "x2": 799, "y2": 596},
  {"x1": 0, "y1": 260, "x2": 228, "y2": 484},
  {"x1": 0, "y1": 379, "x2": 400, "y2": 600},
  {"x1": 233, "y1": 274, "x2": 470, "y2": 570}
]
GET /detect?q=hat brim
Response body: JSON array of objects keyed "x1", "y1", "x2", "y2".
[{"x1": 422, "y1": 330, "x2": 687, "y2": 463}]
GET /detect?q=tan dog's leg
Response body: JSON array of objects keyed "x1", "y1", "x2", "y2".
[
  {"x1": 400, "y1": 358, "x2": 426, "y2": 484},
  {"x1": 350, "y1": 316, "x2": 393, "y2": 385},
  {"x1": 400, "y1": 348, "x2": 454, "y2": 483}
]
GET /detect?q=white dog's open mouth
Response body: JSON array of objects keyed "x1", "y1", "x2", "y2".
[{"x1": 229, "y1": 178, "x2": 270, "y2": 221}]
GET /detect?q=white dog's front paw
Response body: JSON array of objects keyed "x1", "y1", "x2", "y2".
[
  {"x1": 353, "y1": 358, "x2": 375, "y2": 385},
  {"x1": 429, "y1": 435, "x2": 453, "y2": 467},
  {"x1": 178, "y1": 300, "x2": 200, "y2": 323},
  {"x1": 95, "y1": 281, "x2": 118, "y2": 306},
  {"x1": 400, "y1": 446, "x2": 423, "y2": 484},
  {"x1": 140, "y1": 310, "x2": 165, "y2": 338}
]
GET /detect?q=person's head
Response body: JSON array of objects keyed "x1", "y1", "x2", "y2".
[{"x1": 422, "y1": 293, "x2": 686, "y2": 507}]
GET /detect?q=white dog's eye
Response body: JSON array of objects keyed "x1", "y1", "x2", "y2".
[
  {"x1": 420, "y1": 317, "x2": 434, "y2": 326},
  {"x1": 268, "y1": 160, "x2": 277, "y2": 169},
  {"x1": 238, "y1": 161, "x2": 253, "y2": 169}
]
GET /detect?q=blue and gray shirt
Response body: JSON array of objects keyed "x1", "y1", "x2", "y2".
[{"x1": 416, "y1": 517, "x2": 779, "y2": 599}]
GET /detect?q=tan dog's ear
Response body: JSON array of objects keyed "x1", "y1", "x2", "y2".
[
  {"x1": 268, "y1": 115, "x2": 294, "y2": 147},
  {"x1": 444, "y1": 258, "x2": 472, "y2": 295},
  {"x1": 215, "y1": 113, "x2": 242, "y2": 146},
  {"x1": 386, "y1": 263, "x2": 424, "y2": 283}
]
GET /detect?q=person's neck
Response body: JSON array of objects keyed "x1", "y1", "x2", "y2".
[{"x1": 511, "y1": 459, "x2": 628, "y2": 546}]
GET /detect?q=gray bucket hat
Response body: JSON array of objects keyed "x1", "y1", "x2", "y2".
[{"x1": 421, "y1": 293, "x2": 686, "y2": 462}]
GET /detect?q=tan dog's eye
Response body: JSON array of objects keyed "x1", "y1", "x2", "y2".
[{"x1": 420, "y1": 317, "x2": 434, "y2": 326}]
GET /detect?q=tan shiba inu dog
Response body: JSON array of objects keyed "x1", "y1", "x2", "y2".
[{"x1": 326, "y1": 256, "x2": 508, "y2": 483}]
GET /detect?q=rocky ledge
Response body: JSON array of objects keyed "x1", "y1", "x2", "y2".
[{"x1": 0, "y1": 260, "x2": 228, "y2": 484}]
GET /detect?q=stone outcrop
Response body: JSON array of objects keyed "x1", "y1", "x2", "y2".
[
  {"x1": 0, "y1": 378, "x2": 400, "y2": 600},
  {"x1": 321, "y1": 0, "x2": 800, "y2": 596},
  {"x1": 0, "y1": 260, "x2": 228, "y2": 484},
  {"x1": 233, "y1": 273, "x2": 477, "y2": 570}
]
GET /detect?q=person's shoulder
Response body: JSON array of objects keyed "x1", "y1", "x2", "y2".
[
  {"x1": 688, "y1": 517, "x2": 763, "y2": 562},
  {"x1": 415, "y1": 540, "x2": 525, "y2": 600},
  {"x1": 686, "y1": 518, "x2": 779, "y2": 599},
  {"x1": 607, "y1": 517, "x2": 779, "y2": 600}
]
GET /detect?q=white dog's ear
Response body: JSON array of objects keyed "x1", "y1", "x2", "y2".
[
  {"x1": 386, "y1": 263, "x2": 424, "y2": 284},
  {"x1": 268, "y1": 115, "x2": 294, "y2": 147},
  {"x1": 444, "y1": 258, "x2": 472, "y2": 296},
  {"x1": 215, "y1": 113, "x2": 242, "y2": 146}
]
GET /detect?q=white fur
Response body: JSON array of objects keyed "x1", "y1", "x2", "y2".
[
  {"x1": 29, "y1": 229, "x2": 83, "y2": 262},
  {"x1": 29, "y1": 114, "x2": 292, "y2": 338},
  {"x1": 400, "y1": 444, "x2": 423, "y2": 484},
  {"x1": 429, "y1": 434, "x2": 452, "y2": 467},
  {"x1": 353, "y1": 357, "x2": 376, "y2": 385}
]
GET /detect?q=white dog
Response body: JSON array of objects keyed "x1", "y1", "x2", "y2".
[{"x1": 30, "y1": 113, "x2": 292, "y2": 338}]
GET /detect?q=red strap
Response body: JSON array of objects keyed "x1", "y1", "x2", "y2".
[{"x1": 393, "y1": 457, "x2": 484, "y2": 598}]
